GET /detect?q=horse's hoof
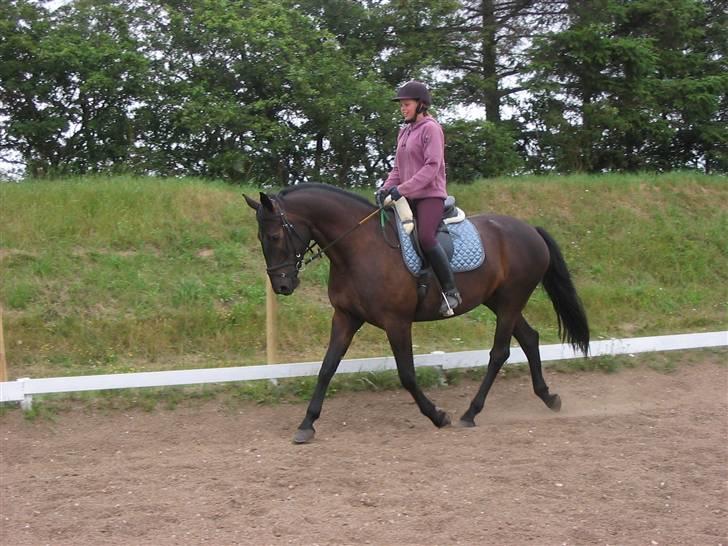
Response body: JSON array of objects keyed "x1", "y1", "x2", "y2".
[
  {"x1": 435, "y1": 408, "x2": 451, "y2": 428},
  {"x1": 457, "y1": 418, "x2": 476, "y2": 428},
  {"x1": 293, "y1": 428, "x2": 315, "y2": 444},
  {"x1": 547, "y1": 394, "x2": 562, "y2": 412}
]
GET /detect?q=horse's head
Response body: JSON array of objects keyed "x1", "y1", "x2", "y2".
[{"x1": 244, "y1": 192, "x2": 312, "y2": 295}]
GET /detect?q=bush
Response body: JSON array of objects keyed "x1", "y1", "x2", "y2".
[{"x1": 443, "y1": 120, "x2": 523, "y2": 182}]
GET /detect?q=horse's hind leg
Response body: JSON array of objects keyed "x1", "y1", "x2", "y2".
[
  {"x1": 459, "y1": 307, "x2": 518, "y2": 427},
  {"x1": 513, "y1": 315, "x2": 561, "y2": 411},
  {"x1": 386, "y1": 322, "x2": 451, "y2": 428}
]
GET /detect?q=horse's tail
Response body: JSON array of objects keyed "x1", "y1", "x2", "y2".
[{"x1": 536, "y1": 227, "x2": 590, "y2": 356}]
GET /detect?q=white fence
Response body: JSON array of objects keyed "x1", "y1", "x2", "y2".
[{"x1": 1, "y1": 331, "x2": 725, "y2": 410}]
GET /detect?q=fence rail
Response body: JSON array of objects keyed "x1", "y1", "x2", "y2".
[{"x1": 1, "y1": 331, "x2": 725, "y2": 410}]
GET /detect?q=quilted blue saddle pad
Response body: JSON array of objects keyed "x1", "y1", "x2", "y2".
[{"x1": 395, "y1": 214, "x2": 485, "y2": 275}]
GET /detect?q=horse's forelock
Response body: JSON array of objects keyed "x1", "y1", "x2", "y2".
[{"x1": 254, "y1": 196, "x2": 281, "y2": 226}]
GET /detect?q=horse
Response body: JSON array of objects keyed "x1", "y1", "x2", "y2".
[{"x1": 244, "y1": 183, "x2": 589, "y2": 444}]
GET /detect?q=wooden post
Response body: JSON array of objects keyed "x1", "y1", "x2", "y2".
[
  {"x1": 265, "y1": 276, "x2": 278, "y2": 365},
  {"x1": 0, "y1": 305, "x2": 7, "y2": 382}
]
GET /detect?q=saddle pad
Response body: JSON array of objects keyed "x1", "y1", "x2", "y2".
[{"x1": 396, "y1": 215, "x2": 485, "y2": 275}]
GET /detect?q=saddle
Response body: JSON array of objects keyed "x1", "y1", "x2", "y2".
[
  {"x1": 394, "y1": 195, "x2": 466, "y2": 262},
  {"x1": 392, "y1": 196, "x2": 485, "y2": 276},
  {"x1": 391, "y1": 196, "x2": 484, "y2": 309},
  {"x1": 442, "y1": 195, "x2": 467, "y2": 224}
]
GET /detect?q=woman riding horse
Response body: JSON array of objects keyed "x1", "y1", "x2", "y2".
[{"x1": 377, "y1": 81, "x2": 462, "y2": 316}]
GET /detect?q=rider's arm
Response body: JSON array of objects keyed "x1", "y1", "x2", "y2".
[{"x1": 382, "y1": 163, "x2": 400, "y2": 191}]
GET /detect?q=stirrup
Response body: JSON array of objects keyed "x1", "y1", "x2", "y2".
[{"x1": 439, "y1": 290, "x2": 462, "y2": 317}]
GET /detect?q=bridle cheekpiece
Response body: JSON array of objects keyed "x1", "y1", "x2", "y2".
[{"x1": 263, "y1": 201, "x2": 318, "y2": 278}]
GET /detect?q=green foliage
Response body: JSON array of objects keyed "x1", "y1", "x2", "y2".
[
  {"x1": 444, "y1": 119, "x2": 524, "y2": 181},
  {"x1": 0, "y1": 0, "x2": 399, "y2": 185},
  {"x1": 2, "y1": 0, "x2": 725, "y2": 183},
  {"x1": 0, "y1": 0, "x2": 151, "y2": 176},
  {"x1": 433, "y1": 0, "x2": 565, "y2": 124},
  {"x1": 1, "y1": 174, "x2": 726, "y2": 381},
  {"x1": 524, "y1": 0, "x2": 727, "y2": 174},
  {"x1": 139, "y1": 0, "x2": 397, "y2": 185}
]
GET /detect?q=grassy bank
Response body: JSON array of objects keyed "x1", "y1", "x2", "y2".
[{"x1": 1, "y1": 173, "x2": 726, "y2": 379}]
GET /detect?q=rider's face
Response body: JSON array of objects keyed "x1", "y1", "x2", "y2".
[{"x1": 399, "y1": 99, "x2": 418, "y2": 121}]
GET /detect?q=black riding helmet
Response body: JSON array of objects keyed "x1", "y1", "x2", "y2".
[
  {"x1": 392, "y1": 81, "x2": 432, "y2": 106},
  {"x1": 392, "y1": 81, "x2": 432, "y2": 120}
]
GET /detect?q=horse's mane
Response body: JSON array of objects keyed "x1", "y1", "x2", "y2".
[{"x1": 278, "y1": 183, "x2": 375, "y2": 208}]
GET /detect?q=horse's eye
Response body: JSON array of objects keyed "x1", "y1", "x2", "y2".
[{"x1": 268, "y1": 233, "x2": 281, "y2": 242}]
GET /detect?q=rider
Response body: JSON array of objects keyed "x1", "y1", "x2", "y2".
[{"x1": 377, "y1": 81, "x2": 462, "y2": 316}]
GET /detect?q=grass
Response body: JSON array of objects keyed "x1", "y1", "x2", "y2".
[{"x1": 1, "y1": 172, "x2": 726, "y2": 382}]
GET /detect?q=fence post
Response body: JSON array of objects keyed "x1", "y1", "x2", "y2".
[
  {"x1": 266, "y1": 277, "x2": 278, "y2": 385},
  {"x1": 0, "y1": 305, "x2": 7, "y2": 382}
]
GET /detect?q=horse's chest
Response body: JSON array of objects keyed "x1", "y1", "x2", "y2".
[{"x1": 327, "y1": 274, "x2": 389, "y2": 318}]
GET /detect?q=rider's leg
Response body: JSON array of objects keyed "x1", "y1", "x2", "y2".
[{"x1": 416, "y1": 198, "x2": 461, "y2": 316}]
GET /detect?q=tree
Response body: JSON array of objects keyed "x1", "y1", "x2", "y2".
[
  {"x1": 523, "y1": 0, "x2": 727, "y2": 173},
  {"x1": 444, "y1": 119, "x2": 523, "y2": 181},
  {"x1": 430, "y1": 1, "x2": 569, "y2": 123},
  {"x1": 644, "y1": 0, "x2": 727, "y2": 172},
  {"x1": 2, "y1": 0, "x2": 724, "y2": 181},
  {"x1": 1, "y1": 0, "x2": 400, "y2": 185},
  {"x1": 1, "y1": 1, "x2": 58, "y2": 176},
  {"x1": 0, "y1": 0, "x2": 151, "y2": 176},
  {"x1": 377, "y1": 1, "x2": 570, "y2": 178},
  {"x1": 139, "y1": 0, "x2": 396, "y2": 185}
]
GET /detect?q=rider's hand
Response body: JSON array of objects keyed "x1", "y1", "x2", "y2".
[
  {"x1": 375, "y1": 187, "x2": 390, "y2": 206},
  {"x1": 389, "y1": 186, "x2": 402, "y2": 201}
]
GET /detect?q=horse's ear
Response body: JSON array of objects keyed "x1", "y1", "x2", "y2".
[
  {"x1": 243, "y1": 194, "x2": 259, "y2": 211},
  {"x1": 259, "y1": 192, "x2": 275, "y2": 213}
]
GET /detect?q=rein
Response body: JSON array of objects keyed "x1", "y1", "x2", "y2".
[{"x1": 302, "y1": 206, "x2": 383, "y2": 267}]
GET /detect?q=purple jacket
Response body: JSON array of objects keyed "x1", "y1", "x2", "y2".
[{"x1": 382, "y1": 116, "x2": 447, "y2": 200}]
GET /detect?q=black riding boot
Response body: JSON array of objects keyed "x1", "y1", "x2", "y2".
[{"x1": 424, "y1": 244, "x2": 462, "y2": 316}]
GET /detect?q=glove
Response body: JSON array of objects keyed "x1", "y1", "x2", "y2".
[
  {"x1": 389, "y1": 186, "x2": 402, "y2": 201},
  {"x1": 375, "y1": 187, "x2": 390, "y2": 206}
]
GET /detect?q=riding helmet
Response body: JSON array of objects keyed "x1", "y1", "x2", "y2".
[{"x1": 392, "y1": 81, "x2": 432, "y2": 107}]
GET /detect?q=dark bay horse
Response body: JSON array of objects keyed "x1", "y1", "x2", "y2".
[{"x1": 244, "y1": 183, "x2": 589, "y2": 444}]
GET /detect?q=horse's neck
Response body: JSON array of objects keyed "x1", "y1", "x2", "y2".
[{"x1": 287, "y1": 192, "x2": 374, "y2": 253}]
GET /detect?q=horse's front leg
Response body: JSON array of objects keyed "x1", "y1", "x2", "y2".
[
  {"x1": 386, "y1": 322, "x2": 451, "y2": 428},
  {"x1": 294, "y1": 309, "x2": 363, "y2": 444}
]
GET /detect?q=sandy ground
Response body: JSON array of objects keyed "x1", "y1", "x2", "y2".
[{"x1": 1, "y1": 352, "x2": 726, "y2": 546}]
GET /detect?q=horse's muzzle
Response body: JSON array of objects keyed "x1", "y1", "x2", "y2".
[{"x1": 270, "y1": 274, "x2": 300, "y2": 295}]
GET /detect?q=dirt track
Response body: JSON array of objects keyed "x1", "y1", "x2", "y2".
[{"x1": 2, "y1": 352, "x2": 727, "y2": 545}]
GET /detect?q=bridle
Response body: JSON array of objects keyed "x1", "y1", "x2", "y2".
[
  {"x1": 262, "y1": 197, "x2": 386, "y2": 279},
  {"x1": 263, "y1": 204, "x2": 318, "y2": 278}
]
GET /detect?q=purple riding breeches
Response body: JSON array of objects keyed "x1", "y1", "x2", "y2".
[{"x1": 413, "y1": 197, "x2": 445, "y2": 251}]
